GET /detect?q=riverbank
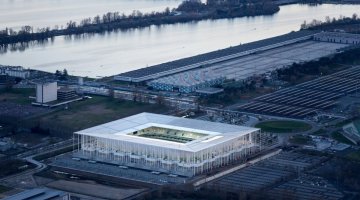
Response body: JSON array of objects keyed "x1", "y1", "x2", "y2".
[
  {"x1": 1, "y1": 3, "x2": 359, "y2": 77},
  {"x1": 0, "y1": 1, "x2": 279, "y2": 45},
  {"x1": 275, "y1": 0, "x2": 360, "y2": 5},
  {"x1": 302, "y1": 15, "x2": 360, "y2": 33}
]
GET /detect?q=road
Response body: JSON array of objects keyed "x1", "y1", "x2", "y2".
[{"x1": 0, "y1": 139, "x2": 74, "y2": 190}]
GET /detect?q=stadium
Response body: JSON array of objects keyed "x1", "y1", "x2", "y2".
[{"x1": 74, "y1": 113, "x2": 261, "y2": 177}]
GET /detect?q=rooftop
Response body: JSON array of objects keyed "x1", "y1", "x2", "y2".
[
  {"x1": 115, "y1": 30, "x2": 318, "y2": 80},
  {"x1": 32, "y1": 79, "x2": 57, "y2": 85},
  {"x1": 76, "y1": 113, "x2": 259, "y2": 152},
  {"x1": 3, "y1": 187, "x2": 66, "y2": 200}
]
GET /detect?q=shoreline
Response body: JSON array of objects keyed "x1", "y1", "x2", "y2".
[
  {"x1": 0, "y1": 2, "x2": 280, "y2": 45},
  {"x1": 1, "y1": 2, "x2": 359, "y2": 46}
]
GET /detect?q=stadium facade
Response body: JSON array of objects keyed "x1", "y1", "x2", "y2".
[{"x1": 74, "y1": 113, "x2": 262, "y2": 177}]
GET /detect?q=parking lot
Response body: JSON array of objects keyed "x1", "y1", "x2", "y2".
[
  {"x1": 207, "y1": 151, "x2": 342, "y2": 199},
  {"x1": 238, "y1": 66, "x2": 360, "y2": 118},
  {"x1": 208, "y1": 151, "x2": 326, "y2": 191},
  {"x1": 267, "y1": 174, "x2": 343, "y2": 200},
  {"x1": 148, "y1": 40, "x2": 348, "y2": 92},
  {"x1": 51, "y1": 154, "x2": 188, "y2": 185}
]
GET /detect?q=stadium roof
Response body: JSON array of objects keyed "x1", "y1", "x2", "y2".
[{"x1": 76, "y1": 113, "x2": 259, "y2": 152}]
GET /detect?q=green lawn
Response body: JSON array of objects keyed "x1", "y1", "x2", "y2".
[
  {"x1": 331, "y1": 131, "x2": 353, "y2": 144},
  {"x1": 32, "y1": 96, "x2": 169, "y2": 133},
  {"x1": 0, "y1": 88, "x2": 35, "y2": 104},
  {"x1": 0, "y1": 185, "x2": 11, "y2": 194},
  {"x1": 312, "y1": 129, "x2": 327, "y2": 136},
  {"x1": 289, "y1": 135, "x2": 311, "y2": 145},
  {"x1": 255, "y1": 120, "x2": 312, "y2": 133},
  {"x1": 0, "y1": 159, "x2": 34, "y2": 178},
  {"x1": 335, "y1": 118, "x2": 356, "y2": 128},
  {"x1": 346, "y1": 150, "x2": 360, "y2": 162}
]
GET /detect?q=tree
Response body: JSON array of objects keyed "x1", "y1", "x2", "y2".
[
  {"x1": 59, "y1": 69, "x2": 69, "y2": 80},
  {"x1": 63, "y1": 69, "x2": 68, "y2": 77},
  {"x1": 55, "y1": 70, "x2": 62, "y2": 77},
  {"x1": 66, "y1": 21, "x2": 76, "y2": 29},
  {"x1": 352, "y1": 13, "x2": 358, "y2": 20},
  {"x1": 165, "y1": 7, "x2": 171, "y2": 15},
  {"x1": 5, "y1": 78, "x2": 14, "y2": 91},
  {"x1": 156, "y1": 96, "x2": 165, "y2": 105}
]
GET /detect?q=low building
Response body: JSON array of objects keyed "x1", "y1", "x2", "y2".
[
  {"x1": 74, "y1": 113, "x2": 262, "y2": 177},
  {"x1": 2, "y1": 187, "x2": 69, "y2": 200},
  {"x1": 35, "y1": 81, "x2": 57, "y2": 103},
  {"x1": 57, "y1": 87, "x2": 77, "y2": 100},
  {"x1": 148, "y1": 69, "x2": 225, "y2": 93},
  {"x1": 314, "y1": 32, "x2": 360, "y2": 45},
  {"x1": 0, "y1": 65, "x2": 30, "y2": 79}
]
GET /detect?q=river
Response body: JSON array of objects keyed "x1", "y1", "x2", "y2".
[
  {"x1": 0, "y1": 0, "x2": 183, "y2": 30},
  {"x1": 0, "y1": 3, "x2": 359, "y2": 77}
]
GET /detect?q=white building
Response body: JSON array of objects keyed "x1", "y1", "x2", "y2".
[
  {"x1": 313, "y1": 32, "x2": 360, "y2": 45},
  {"x1": 0, "y1": 66, "x2": 30, "y2": 79},
  {"x1": 74, "y1": 113, "x2": 262, "y2": 177},
  {"x1": 36, "y1": 81, "x2": 57, "y2": 103}
]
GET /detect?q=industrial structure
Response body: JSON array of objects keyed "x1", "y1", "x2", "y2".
[
  {"x1": 115, "y1": 31, "x2": 360, "y2": 93},
  {"x1": 313, "y1": 31, "x2": 360, "y2": 44},
  {"x1": 74, "y1": 113, "x2": 262, "y2": 177},
  {"x1": 148, "y1": 68, "x2": 224, "y2": 93},
  {"x1": 114, "y1": 30, "x2": 318, "y2": 83},
  {"x1": 0, "y1": 65, "x2": 30, "y2": 79},
  {"x1": 57, "y1": 87, "x2": 77, "y2": 100}
]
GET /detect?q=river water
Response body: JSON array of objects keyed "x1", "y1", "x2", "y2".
[
  {"x1": 0, "y1": 0, "x2": 183, "y2": 30},
  {"x1": 0, "y1": 3, "x2": 359, "y2": 77}
]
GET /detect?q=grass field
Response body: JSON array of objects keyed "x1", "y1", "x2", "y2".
[
  {"x1": 0, "y1": 159, "x2": 34, "y2": 178},
  {"x1": 331, "y1": 131, "x2": 353, "y2": 144},
  {"x1": 255, "y1": 120, "x2": 312, "y2": 133},
  {"x1": 335, "y1": 118, "x2": 356, "y2": 128},
  {"x1": 312, "y1": 129, "x2": 327, "y2": 136},
  {"x1": 33, "y1": 96, "x2": 169, "y2": 133},
  {"x1": 0, "y1": 88, "x2": 34, "y2": 104},
  {"x1": 0, "y1": 185, "x2": 11, "y2": 194},
  {"x1": 346, "y1": 150, "x2": 360, "y2": 162},
  {"x1": 289, "y1": 135, "x2": 311, "y2": 145}
]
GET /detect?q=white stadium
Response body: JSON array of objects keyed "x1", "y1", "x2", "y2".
[{"x1": 74, "y1": 113, "x2": 263, "y2": 177}]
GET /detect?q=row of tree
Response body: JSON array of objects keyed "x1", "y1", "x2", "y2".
[
  {"x1": 301, "y1": 13, "x2": 359, "y2": 30},
  {"x1": 0, "y1": 0, "x2": 280, "y2": 45}
]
